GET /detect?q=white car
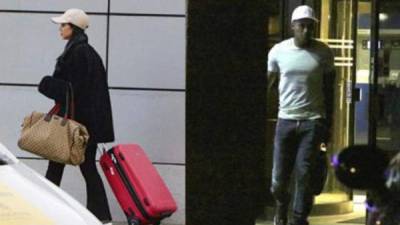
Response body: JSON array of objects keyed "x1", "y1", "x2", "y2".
[{"x1": 0, "y1": 143, "x2": 102, "y2": 225}]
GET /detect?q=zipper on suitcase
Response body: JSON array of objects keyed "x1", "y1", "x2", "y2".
[{"x1": 109, "y1": 149, "x2": 160, "y2": 223}]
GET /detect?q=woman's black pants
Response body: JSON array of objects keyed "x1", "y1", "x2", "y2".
[{"x1": 45, "y1": 141, "x2": 112, "y2": 222}]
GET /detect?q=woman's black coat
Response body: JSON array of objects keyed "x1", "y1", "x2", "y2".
[{"x1": 39, "y1": 33, "x2": 115, "y2": 143}]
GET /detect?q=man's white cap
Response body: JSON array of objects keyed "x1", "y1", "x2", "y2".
[
  {"x1": 51, "y1": 8, "x2": 89, "y2": 30},
  {"x1": 291, "y1": 5, "x2": 318, "y2": 22}
]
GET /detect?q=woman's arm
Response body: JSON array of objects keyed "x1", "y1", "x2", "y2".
[
  {"x1": 38, "y1": 76, "x2": 69, "y2": 103},
  {"x1": 39, "y1": 44, "x2": 90, "y2": 104}
]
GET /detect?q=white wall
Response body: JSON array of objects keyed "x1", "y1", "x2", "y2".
[{"x1": 0, "y1": 1, "x2": 186, "y2": 224}]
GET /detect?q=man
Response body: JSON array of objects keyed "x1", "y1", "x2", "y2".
[{"x1": 267, "y1": 5, "x2": 335, "y2": 225}]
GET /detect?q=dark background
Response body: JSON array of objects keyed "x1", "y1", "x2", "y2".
[{"x1": 186, "y1": 1, "x2": 271, "y2": 225}]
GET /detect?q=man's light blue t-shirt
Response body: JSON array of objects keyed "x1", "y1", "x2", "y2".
[{"x1": 268, "y1": 38, "x2": 335, "y2": 120}]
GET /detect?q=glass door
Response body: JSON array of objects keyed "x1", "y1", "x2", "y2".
[
  {"x1": 372, "y1": 0, "x2": 400, "y2": 155},
  {"x1": 314, "y1": 0, "x2": 357, "y2": 207},
  {"x1": 357, "y1": 0, "x2": 400, "y2": 154},
  {"x1": 356, "y1": 1, "x2": 400, "y2": 224}
]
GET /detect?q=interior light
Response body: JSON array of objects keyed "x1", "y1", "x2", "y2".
[{"x1": 379, "y1": 13, "x2": 389, "y2": 21}]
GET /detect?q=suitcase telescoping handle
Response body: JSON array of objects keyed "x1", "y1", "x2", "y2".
[{"x1": 98, "y1": 143, "x2": 109, "y2": 155}]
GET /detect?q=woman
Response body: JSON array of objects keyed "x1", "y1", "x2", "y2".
[{"x1": 38, "y1": 8, "x2": 114, "y2": 225}]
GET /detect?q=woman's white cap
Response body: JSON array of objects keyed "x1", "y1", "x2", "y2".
[
  {"x1": 51, "y1": 8, "x2": 89, "y2": 30},
  {"x1": 291, "y1": 5, "x2": 318, "y2": 22}
]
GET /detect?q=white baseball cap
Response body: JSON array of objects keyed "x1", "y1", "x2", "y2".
[
  {"x1": 51, "y1": 8, "x2": 89, "y2": 30},
  {"x1": 291, "y1": 5, "x2": 318, "y2": 22}
]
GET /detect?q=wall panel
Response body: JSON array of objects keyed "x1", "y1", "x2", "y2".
[
  {"x1": 108, "y1": 16, "x2": 185, "y2": 89},
  {"x1": 0, "y1": 13, "x2": 107, "y2": 84},
  {"x1": 111, "y1": 0, "x2": 185, "y2": 15},
  {"x1": 110, "y1": 90, "x2": 185, "y2": 163},
  {"x1": 0, "y1": 1, "x2": 108, "y2": 12}
]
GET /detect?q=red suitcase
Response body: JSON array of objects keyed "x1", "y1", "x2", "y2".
[{"x1": 100, "y1": 144, "x2": 177, "y2": 225}]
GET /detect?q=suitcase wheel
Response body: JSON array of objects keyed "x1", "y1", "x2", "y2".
[{"x1": 127, "y1": 217, "x2": 140, "y2": 225}]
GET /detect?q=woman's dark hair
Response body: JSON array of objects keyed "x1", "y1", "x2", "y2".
[
  {"x1": 58, "y1": 23, "x2": 87, "y2": 60},
  {"x1": 68, "y1": 23, "x2": 85, "y2": 36}
]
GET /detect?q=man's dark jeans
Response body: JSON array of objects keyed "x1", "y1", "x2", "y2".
[{"x1": 270, "y1": 118, "x2": 325, "y2": 222}]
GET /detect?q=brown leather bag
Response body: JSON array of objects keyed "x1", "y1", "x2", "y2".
[{"x1": 18, "y1": 83, "x2": 89, "y2": 165}]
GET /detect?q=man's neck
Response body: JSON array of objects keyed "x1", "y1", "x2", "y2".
[{"x1": 294, "y1": 38, "x2": 312, "y2": 48}]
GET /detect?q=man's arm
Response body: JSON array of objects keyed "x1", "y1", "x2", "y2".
[
  {"x1": 323, "y1": 69, "x2": 336, "y2": 143},
  {"x1": 267, "y1": 71, "x2": 279, "y2": 93},
  {"x1": 266, "y1": 71, "x2": 279, "y2": 119}
]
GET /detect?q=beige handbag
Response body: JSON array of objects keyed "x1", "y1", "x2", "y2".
[{"x1": 18, "y1": 83, "x2": 89, "y2": 165}]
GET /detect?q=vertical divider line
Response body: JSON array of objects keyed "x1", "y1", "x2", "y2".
[
  {"x1": 106, "y1": 0, "x2": 111, "y2": 76},
  {"x1": 369, "y1": 0, "x2": 379, "y2": 148},
  {"x1": 349, "y1": 0, "x2": 358, "y2": 146}
]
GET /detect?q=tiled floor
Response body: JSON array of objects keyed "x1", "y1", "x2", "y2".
[
  {"x1": 256, "y1": 202, "x2": 366, "y2": 225},
  {"x1": 256, "y1": 213, "x2": 365, "y2": 225},
  {"x1": 114, "y1": 209, "x2": 365, "y2": 225},
  {"x1": 113, "y1": 201, "x2": 366, "y2": 225},
  {"x1": 113, "y1": 213, "x2": 365, "y2": 225},
  {"x1": 114, "y1": 215, "x2": 365, "y2": 225}
]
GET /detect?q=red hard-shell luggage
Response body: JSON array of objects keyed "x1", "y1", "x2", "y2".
[{"x1": 100, "y1": 144, "x2": 177, "y2": 225}]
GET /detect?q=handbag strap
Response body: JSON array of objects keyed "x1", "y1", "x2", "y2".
[
  {"x1": 98, "y1": 143, "x2": 109, "y2": 155},
  {"x1": 44, "y1": 102, "x2": 63, "y2": 122},
  {"x1": 44, "y1": 82, "x2": 74, "y2": 122},
  {"x1": 48, "y1": 104, "x2": 61, "y2": 115},
  {"x1": 66, "y1": 82, "x2": 75, "y2": 119},
  {"x1": 63, "y1": 83, "x2": 70, "y2": 119}
]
